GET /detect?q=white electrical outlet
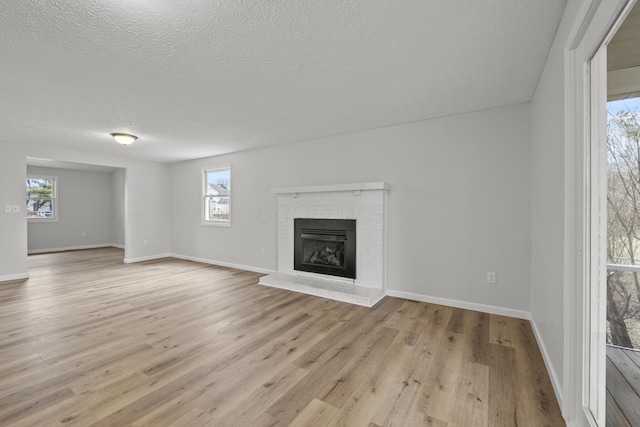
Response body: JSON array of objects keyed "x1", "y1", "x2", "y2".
[
  {"x1": 12, "y1": 205, "x2": 20, "y2": 213},
  {"x1": 143, "y1": 240, "x2": 148, "y2": 246},
  {"x1": 487, "y1": 272, "x2": 497, "y2": 284},
  {"x1": 4, "y1": 205, "x2": 11, "y2": 213}
]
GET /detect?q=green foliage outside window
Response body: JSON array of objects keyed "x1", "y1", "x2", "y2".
[{"x1": 26, "y1": 177, "x2": 56, "y2": 219}]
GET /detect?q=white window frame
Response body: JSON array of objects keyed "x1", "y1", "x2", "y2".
[
  {"x1": 26, "y1": 174, "x2": 58, "y2": 222},
  {"x1": 564, "y1": 1, "x2": 635, "y2": 425},
  {"x1": 202, "y1": 165, "x2": 231, "y2": 227}
]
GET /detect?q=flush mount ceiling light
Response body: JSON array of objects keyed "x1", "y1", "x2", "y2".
[{"x1": 110, "y1": 132, "x2": 138, "y2": 146}]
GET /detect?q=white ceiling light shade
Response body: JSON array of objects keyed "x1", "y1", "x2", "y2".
[{"x1": 110, "y1": 132, "x2": 138, "y2": 145}]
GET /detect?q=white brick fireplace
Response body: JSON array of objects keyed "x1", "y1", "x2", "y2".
[{"x1": 259, "y1": 182, "x2": 389, "y2": 307}]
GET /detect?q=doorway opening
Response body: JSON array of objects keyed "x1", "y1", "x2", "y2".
[{"x1": 25, "y1": 158, "x2": 126, "y2": 259}]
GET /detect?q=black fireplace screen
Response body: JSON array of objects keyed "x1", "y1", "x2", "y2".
[{"x1": 294, "y1": 218, "x2": 356, "y2": 279}]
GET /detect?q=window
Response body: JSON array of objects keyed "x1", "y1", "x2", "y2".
[
  {"x1": 26, "y1": 175, "x2": 58, "y2": 221},
  {"x1": 203, "y1": 166, "x2": 231, "y2": 226}
]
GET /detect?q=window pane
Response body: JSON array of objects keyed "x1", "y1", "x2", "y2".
[
  {"x1": 205, "y1": 169, "x2": 230, "y2": 195},
  {"x1": 26, "y1": 199, "x2": 53, "y2": 218},
  {"x1": 203, "y1": 167, "x2": 231, "y2": 223},
  {"x1": 26, "y1": 176, "x2": 56, "y2": 220},
  {"x1": 26, "y1": 178, "x2": 54, "y2": 198},
  {"x1": 205, "y1": 195, "x2": 230, "y2": 221}
]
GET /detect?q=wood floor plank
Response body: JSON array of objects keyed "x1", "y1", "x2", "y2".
[
  {"x1": 265, "y1": 300, "x2": 403, "y2": 424},
  {"x1": 0, "y1": 248, "x2": 565, "y2": 426},
  {"x1": 450, "y1": 361, "x2": 489, "y2": 427},
  {"x1": 624, "y1": 347, "x2": 640, "y2": 368},
  {"x1": 18, "y1": 370, "x2": 151, "y2": 426},
  {"x1": 509, "y1": 318, "x2": 565, "y2": 426},
  {"x1": 214, "y1": 364, "x2": 309, "y2": 426},
  {"x1": 463, "y1": 311, "x2": 491, "y2": 365},
  {"x1": 394, "y1": 300, "x2": 435, "y2": 347},
  {"x1": 375, "y1": 343, "x2": 444, "y2": 427},
  {"x1": 607, "y1": 346, "x2": 640, "y2": 399},
  {"x1": 487, "y1": 342, "x2": 518, "y2": 427},
  {"x1": 86, "y1": 363, "x2": 216, "y2": 427},
  {"x1": 288, "y1": 398, "x2": 339, "y2": 427},
  {"x1": 606, "y1": 356, "x2": 640, "y2": 424},
  {"x1": 606, "y1": 389, "x2": 632, "y2": 427},
  {"x1": 166, "y1": 407, "x2": 210, "y2": 427},
  {"x1": 0, "y1": 339, "x2": 152, "y2": 400},
  {"x1": 405, "y1": 331, "x2": 468, "y2": 423},
  {"x1": 330, "y1": 336, "x2": 433, "y2": 426},
  {"x1": 489, "y1": 313, "x2": 515, "y2": 348},
  {"x1": 315, "y1": 324, "x2": 399, "y2": 407}
]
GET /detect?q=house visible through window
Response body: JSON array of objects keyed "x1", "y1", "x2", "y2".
[
  {"x1": 26, "y1": 175, "x2": 57, "y2": 221},
  {"x1": 203, "y1": 166, "x2": 231, "y2": 226}
]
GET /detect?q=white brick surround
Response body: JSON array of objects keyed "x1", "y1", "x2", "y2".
[{"x1": 259, "y1": 182, "x2": 388, "y2": 306}]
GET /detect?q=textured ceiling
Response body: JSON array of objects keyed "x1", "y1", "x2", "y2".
[{"x1": 0, "y1": 1, "x2": 566, "y2": 163}]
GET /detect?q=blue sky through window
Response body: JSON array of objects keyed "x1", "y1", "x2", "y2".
[
  {"x1": 608, "y1": 97, "x2": 640, "y2": 115},
  {"x1": 207, "y1": 169, "x2": 230, "y2": 190}
]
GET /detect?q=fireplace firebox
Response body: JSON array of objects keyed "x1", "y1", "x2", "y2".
[{"x1": 294, "y1": 218, "x2": 356, "y2": 279}]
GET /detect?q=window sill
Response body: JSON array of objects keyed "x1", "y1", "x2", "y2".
[
  {"x1": 27, "y1": 218, "x2": 58, "y2": 223},
  {"x1": 201, "y1": 221, "x2": 231, "y2": 228}
]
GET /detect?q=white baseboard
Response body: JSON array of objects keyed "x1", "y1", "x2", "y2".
[
  {"x1": 170, "y1": 253, "x2": 275, "y2": 275},
  {"x1": 529, "y1": 317, "x2": 564, "y2": 413},
  {"x1": 384, "y1": 289, "x2": 531, "y2": 320},
  {"x1": 124, "y1": 253, "x2": 172, "y2": 264},
  {"x1": 0, "y1": 272, "x2": 29, "y2": 283},
  {"x1": 28, "y1": 244, "x2": 122, "y2": 255}
]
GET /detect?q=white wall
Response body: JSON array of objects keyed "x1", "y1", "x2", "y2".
[
  {"x1": 111, "y1": 168, "x2": 125, "y2": 247},
  {"x1": 171, "y1": 103, "x2": 532, "y2": 315},
  {"x1": 0, "y1": 142, "x2": 28, "y2": 281},
  {"x1": 27, "y1": 166, "x2": 115, "y2": 252},
  {"x1": 530, "y1": 1, "x2": 573, "y2": 404},
  {"x1": 123, "y1": 163, "x2": 171, "y2": 262}
]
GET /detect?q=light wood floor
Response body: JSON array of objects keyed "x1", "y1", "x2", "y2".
[{"x1": 0, "y1": 248, "x2": 565, "y2": 426}]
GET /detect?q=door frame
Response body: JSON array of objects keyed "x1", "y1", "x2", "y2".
[{"x1": 564, "y1": 0, "x2": 635, "y2": 425}]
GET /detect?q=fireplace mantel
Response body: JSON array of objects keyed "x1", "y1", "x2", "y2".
[{"x1": 271, "y1": 182, "x2": 389, "y2": 195}]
